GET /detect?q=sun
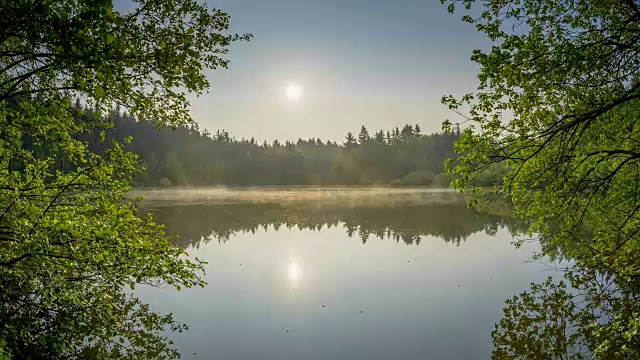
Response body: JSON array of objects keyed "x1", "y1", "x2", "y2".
[{"x1": 285, "y1": 83, "x2": 303, "y2": 100}]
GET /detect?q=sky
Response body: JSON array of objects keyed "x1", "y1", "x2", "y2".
[{"x1": 121, "y1": 0, "x2": 491, "y2": 142}]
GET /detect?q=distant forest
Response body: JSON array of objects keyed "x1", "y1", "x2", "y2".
[{"x1": 80, "y1": 107, "x2": 501, "y2": 187}]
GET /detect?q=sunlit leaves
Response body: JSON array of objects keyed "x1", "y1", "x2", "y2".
[
  {"x1": 0, "y1": 0, "x2": 245, "y2": 358},
  {"x1": 0, "y1": 0, "x2": 251, "y2": 128},
  {"x1": 0, "y1": 113, "x2": 207, "y2": 358},
  {"x1": 441, "y1": 0, "x2": 640, "y2": 272},
  {"x1": 442, "y1": 0, "x2": 640, "y2": 357}
]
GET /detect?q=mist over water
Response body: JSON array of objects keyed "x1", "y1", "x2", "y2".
[{"x1": 130, "y1": 187, "x2": 465, "y2": 206}]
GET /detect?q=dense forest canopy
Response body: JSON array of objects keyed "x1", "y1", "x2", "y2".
[{"x1": 85, "y1": 109, "x2": 483, "y2": 187}]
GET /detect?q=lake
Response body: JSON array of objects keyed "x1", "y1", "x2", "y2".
[{"x1": 134, "y1": 188, "x2": 552, "y2": 360}]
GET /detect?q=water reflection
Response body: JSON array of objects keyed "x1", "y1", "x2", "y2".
[
  {"x1": 491, "y1": 267, "x2": 640, "y2": 359},
  {"x1": 137, "y1": 190, "x2": 640, "y2": 359},
  {"x1": 135, "y1": 191, "x2": 545, "y2": 360},
  {"x1": 146, "y1": 201, "x2": 525, "y2": 249},
  {"x1": 288, "y1": 261, "x2": 302, "y2": 289}
]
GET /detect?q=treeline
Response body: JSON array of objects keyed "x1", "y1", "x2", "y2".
[{"x1": 87, "y1": 109, "x2": 467, "y2": 187}]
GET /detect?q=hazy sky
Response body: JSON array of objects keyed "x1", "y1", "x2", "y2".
[{"x1": 122, "y1": 0, "x2": 490, "y2": 141}]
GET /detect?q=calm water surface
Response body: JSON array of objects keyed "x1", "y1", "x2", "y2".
[{"x1": 136, "y1": 188, "x2": 551, "y2": 360}]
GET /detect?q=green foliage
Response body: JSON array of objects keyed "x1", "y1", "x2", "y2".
[
  {"x1": 442, "y1": 0, "x2": 640, "y2": 357},
  {"x1": 468, "y1": 163, "x2": 506, "y2": 187},
  {"x1": 395, "y1": 170, "x2": 435, "y2": 186},
  {"x1": 0, "y1": 0, "x2": 247, "y2": 358},
  {"x1": 164, "y1": 152, "x2": 186, "y2": 186},
  {"x1": 91, "y1": 119, "x2": 459, "y2": 187},
  {"x1": 442, "y1": 0, "x2": 640, "y2": 274},
  {"x1": 432, "y1": 173, "x2": 455, "y2": 189},
  {"x1": 0, "y1": 338, "x2": 10, "y2": 360}
]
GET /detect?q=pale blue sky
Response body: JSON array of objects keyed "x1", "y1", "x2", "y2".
[{"x1": 120, "y1": 0, "x2": 490, "y2": 141}]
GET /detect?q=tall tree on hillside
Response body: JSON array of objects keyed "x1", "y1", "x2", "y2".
[{"x1": 443, "y1": 0, "x2": 640, "y2": 357}]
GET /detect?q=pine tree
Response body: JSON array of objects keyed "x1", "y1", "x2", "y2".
[
  {"x1": 344, "y1": 132, "x2": 357, "y2": 150},
  {"x1": 358, "y1": 125, "x2": 371, "y2": 145},
  {"x1": 401, "y1": 124, "x2": 414, "y2": 140}
]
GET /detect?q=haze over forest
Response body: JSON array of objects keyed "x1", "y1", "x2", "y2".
[{"x1": 81, "y1": 108, "x2": 487, "y2": 187}]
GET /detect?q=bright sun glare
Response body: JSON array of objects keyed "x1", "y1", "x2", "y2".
[
  {"x1": 286, "y1": 83, "x2": 303, "y2": 100},
  {"x1": 288, "y1": 261, "x2": 301, "y2": 287}
]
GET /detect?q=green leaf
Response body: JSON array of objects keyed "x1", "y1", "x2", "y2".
[{"x1": 94, "y1": 86, "x2": 105, "y2": 98}]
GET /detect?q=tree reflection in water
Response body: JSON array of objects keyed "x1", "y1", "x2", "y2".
[
  {"x1": 146, "y1": 197, "x2": 639, "y2": 358},
  {"x1": 492, "y1": 267, "x2": 640, "y2": 359},
  {"x1": 146, "y1": 200, "x2": 523, "y2": 248}
]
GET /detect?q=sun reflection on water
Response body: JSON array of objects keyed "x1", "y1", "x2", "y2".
[{"x1": 288, "y1": 261, "x2": 301, "y2": 289}]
